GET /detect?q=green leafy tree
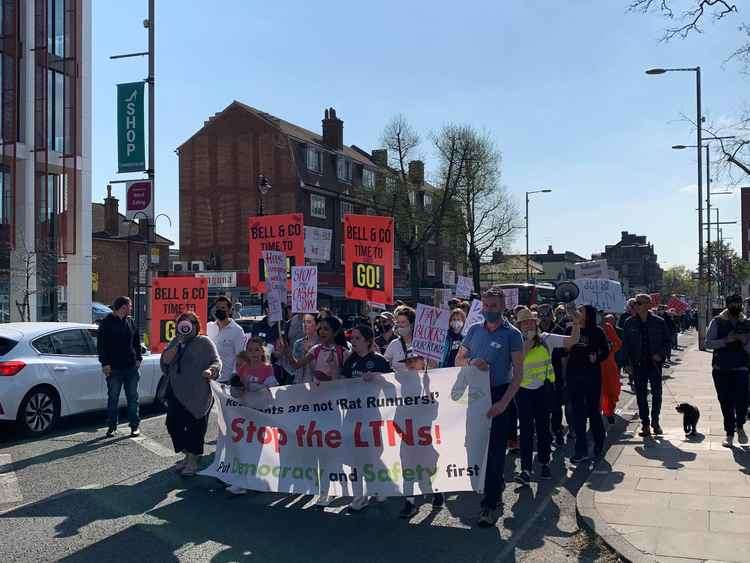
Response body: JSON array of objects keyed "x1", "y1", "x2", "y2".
[{"x1": 662, "y1": 265, "x2": 697, "y2": 300}]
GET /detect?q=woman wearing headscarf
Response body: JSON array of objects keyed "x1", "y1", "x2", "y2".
[
  {"x1": 600, "y1": 314, "x2": 622, "y2": 424},
  {"x1": 160, "y1": 311, "x2": 222, "y2": 476}
]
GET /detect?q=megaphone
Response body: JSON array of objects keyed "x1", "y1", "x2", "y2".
[{"x1": 555, "y1": 281, "x2": 580, "y2": 304}]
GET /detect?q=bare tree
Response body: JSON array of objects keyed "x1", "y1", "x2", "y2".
[
  {"x1": 629, "y1": 0, "x2": 740, "y2": 42},
  {"x1": 450, "y1": 128, "x2": 517, "y2": 293},
  {"x1": 367, "y1": 116, "x2": 471, "y2": 300}
]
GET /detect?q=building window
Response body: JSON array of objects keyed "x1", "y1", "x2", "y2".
[
  {"x1": 310, "y1": 194, "x2": 326, "y2": 219},
  {"x1": 340, "y1": 200, "x2": 353, "y2": 222},
  {"x1": 394, "y1": 250, "x2": 400, "y2": 270},
  {"x1": 47, "y1": 0, "x2": 65, "y2": 57},
  {"x1": 443, "y1": 262, "x2": 450, "y2": 278},
  {"x1": 426, "y1": 260, "x2": 436, "y2": 277},
  {"x1": 47, "y1": 69, "x2": 65, "y2": 152},
  {"x1": 337, "y1": 157, "x2": 352, "y2": 182},
  {"x1": 386, "y1": 176, "x2": 397, "y2": 191},
  {"x1": 362, "y1": 168, "x2": 375, "y2": 189},
  {"x1": 423, "y1": 192, "x2": 432, "y2": 208},
  {"x1": 306, "y1": 146, "x2": 323, "y2": 174},
  {"x1": 408, "y1": 191, "x2": 415, "y2": 206},
  {"x1": 0, "y1": 166, "x2": 12, "y2": 227}
]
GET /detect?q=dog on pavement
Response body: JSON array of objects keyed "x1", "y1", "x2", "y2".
[{"x1": 675, "y1": 403, "x2": 700, "y2": 437}]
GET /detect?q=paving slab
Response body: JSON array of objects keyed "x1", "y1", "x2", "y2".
[{"x1": 577, "y1": 330, "x2": 750, "y2": 562}]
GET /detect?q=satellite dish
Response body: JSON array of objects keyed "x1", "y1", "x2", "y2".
[{"x1": 555, "y1": 281, "x2": 580, "y2": 304}]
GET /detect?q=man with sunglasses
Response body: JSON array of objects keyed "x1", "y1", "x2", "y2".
[{"x1": 622, "y1": 294, "x2": 671, "y2": 438}]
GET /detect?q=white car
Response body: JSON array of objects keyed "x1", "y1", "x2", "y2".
[{"x1": 0, "y1": 322, "x2": 165, "y2": 435}]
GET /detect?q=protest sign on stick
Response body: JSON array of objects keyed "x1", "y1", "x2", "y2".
[
  {"x1": 291, "y1": 266, "x2": 318, "y2": 314},
  {"x1": 574, "y1": 278, "x2": 626, "y2": 313},
  {"x1": 412, "y1": 304, "x2": 450, "y2": 362},
  {"x1": 248, "y1": 213, "x2": 304, "y2": 293},
  {"x1": 150, "y1": 276, "x2": 208, "y2": 353},
  {"x1": 263, "y1": 251, "x2": 287, "y2": 322},
  {"x1": 462, "y1": 299, "x2": 484, "y2": 336},
  {"x1": 344, "y1": 214, "x2": 394, "y2": 304},
  {"x1": 455, "y1": 276, "x2": 473, "y2": 299}
]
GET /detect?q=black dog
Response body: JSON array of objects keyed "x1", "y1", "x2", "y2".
[{"x1": 675, "y1": 403, "x2": 700, "y2": 437}]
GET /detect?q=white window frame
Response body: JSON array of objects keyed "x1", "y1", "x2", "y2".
[
  {"x1": 423, "y1": 192, "x2": 432, "y2": 208},
  {"x1": 310, "y1": 194, "x2": 326, "y2": 219},
  {"x1": 337, "y1": 157, "x2": 352, "y2": 182},
  {"x1": 443, "y1": 262, "x2": 450, "y2": 277},
  {"x1": 306, "y1": 146, "x2": 323, "y2": 174},
  {"x1": 408, "y1": 191, "x2": 415, "y2": 206},
  {"x1": 426, "y1": 260, "x2": 436, "y2": 277},
  {"x1": 386, "y1": 176, "x2": 397, "y2": 191},
  {"x1": 362, "y1": 168, "x2": 375, "y2": 189},
  {"x1": 340, "y1": 200, "x2": 354, "y2": 222},
  {"x1": 394, "y1": 250, "x2": 400, "y2": 270}
]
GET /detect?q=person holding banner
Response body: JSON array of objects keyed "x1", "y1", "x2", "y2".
[
  {"x1": 290, "y1": 313, "x2": 319, "y2": 384},
  {"x1": 284, "y1": 315, "x2": 349, "y2": 383},
  {"x1": 455, "y1": 287, "x2": 523, "y2": 528},
  {"x1": 385, "y1": 306, "x2": 416, "y2": 376},
  {"x1": 513, "y1": 307, "x2": 580, "y2": 485},
  {"x1": 160, "y1": 312, "x2": 222, "y2": 476}
]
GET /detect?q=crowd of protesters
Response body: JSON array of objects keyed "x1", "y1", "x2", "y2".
[{"x1": 98, "y1": 286, "x2": 693, "y2": 528}]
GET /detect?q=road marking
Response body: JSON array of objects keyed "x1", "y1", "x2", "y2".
[
  {"x1": 131, "y1": 436, "x2": 178, "y2": 458},
  {"x1": 0, "y1": 454, "x2": 23, "y2": 505}
]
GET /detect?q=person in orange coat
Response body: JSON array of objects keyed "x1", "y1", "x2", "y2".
[{"x1": 601, "y1": 314, "x2": 623, "y2": 424}]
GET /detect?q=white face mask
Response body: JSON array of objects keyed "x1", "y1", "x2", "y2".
[
  {"x1": 523, "y1": 329, "x2": 537, "y2": 341},
  {"x1": 397, "y1": 325, "x2": 412, "y2": 338},
  {"x1": 450, "y1": 320, "x2": 464, "y2": 332}
]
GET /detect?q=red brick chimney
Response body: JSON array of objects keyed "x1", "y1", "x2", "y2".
[
  {"x1": 103, "y1": 185, "x2": 120, "y2": 236},
  {"x1": 371, "y1": 149, "x2": 388, "y2": 167},
  {"x1": 408, "y1": 160, "x2": 425, "y2": 186},
  {"x1": 322, "y1": 107, "x2": 343, "y2": 149}
]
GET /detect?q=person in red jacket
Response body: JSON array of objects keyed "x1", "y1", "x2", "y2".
[{"x1": 601, "y1": 314, "x2": 622, "y2": 424}]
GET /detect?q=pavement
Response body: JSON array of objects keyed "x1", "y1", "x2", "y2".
[
  {"x1": 0, "y1": 377, "x2": 620, "y2": 561},
  {"x1": 578, "y1": 330, "x2": 750, "y2": 563}
]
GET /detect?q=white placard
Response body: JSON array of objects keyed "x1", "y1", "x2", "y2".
[
  {"x1": 442, "y1": 268, "x2": 456, "y2": 286},
  {"x1": 195, "y1": 271, "x2": 237, "y2": 288},
  {"x1": 455, "y1": 276, "x2": 473, "y2": 299},
  {"x1": 304, "y1": 226, "x2": 332, "y2": 263},
  {"x1": 263, "y1": 251, "x2": 287, "y2": 322},
  {"x1": 502, "y1": 287, "x2": 519, "y2": 309},
  {"x1": 462, "y1": 299, "x2": 483, "y2": 336},
  {"x1": 200, "y1": 367, "x2": 491, "y2": 496},
  {"x1": 574, "y1": 278, "x2": 626, "y2": 313},
  {"x1": 574, "y1": 259, "x2": 608, "y2": 280},
  {"x1": 433, "y1": 288, "x2": 452, "y2": 310},
  {"x1": 291, "y1": 266, "x2": 318, "y2": 314},
  {"x1": 412, "y1": 304, "x2": 450, "y2": 362}
]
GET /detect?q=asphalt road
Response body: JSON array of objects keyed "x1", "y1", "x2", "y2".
[{"x1": 0, "y1": 397, "x2": 620, "y2": 562}]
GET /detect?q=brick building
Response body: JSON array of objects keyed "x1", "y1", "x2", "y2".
[
  {"x1": 91, "y1": 189, "x2": 172, "y2": 319},
  {"x1": 595, "y1": 231, "x2": 663, "y2": 293},
  {"x1": 176, "y1": 102, "x2": 464, "y2": 311}
]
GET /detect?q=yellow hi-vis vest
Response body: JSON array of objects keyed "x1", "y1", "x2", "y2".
[{"x1": 521, "y1": 344, "x2": 553, "y2": 389}]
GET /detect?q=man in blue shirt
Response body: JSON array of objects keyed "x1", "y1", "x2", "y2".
[{"x1": 456, "y1": 286, "x2": 524, "y2": 528}]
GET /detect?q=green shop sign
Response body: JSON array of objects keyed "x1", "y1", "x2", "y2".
[{"x1": 117, "y1": 82, "x2": 146, "y2": 173}]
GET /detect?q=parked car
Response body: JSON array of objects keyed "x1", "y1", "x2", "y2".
[{"x1": 0, "y1": 322, "x2": 165, "y2": 436}]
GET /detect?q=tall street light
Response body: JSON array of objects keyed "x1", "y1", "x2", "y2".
[
  {"x1": 647, "y1": 66, "x2": 706, "y2": 347},
  {"x1": 257, "y1": 174, "x2": 273, "y2": 216},
  {"x1": 525, "y1": 189, "x2": 552, "y2": 282}
]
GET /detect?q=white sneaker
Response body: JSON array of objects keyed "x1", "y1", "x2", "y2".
[
  {"x1": 226, "y1": 485, "x2": 247, "y2": 495},
  {"x1": 348, "y1": 496, "x2": 370, "y2": 512},
  {"x1": 738, "y1": 427, "x2": 748, "y2": 445},
  {"x1": 723, "y1": 435, "x2": 734, "y2": 448},
  {"x1": 316, "y1": 495, "x2": 333, "y2": 506}
]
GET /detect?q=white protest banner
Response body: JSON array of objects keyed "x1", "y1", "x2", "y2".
[
  {"x1": 263, "y1": 251, "x2": 287, "y2": 322},
  {"x1": 367, "y1": 301, "x2": 386, "y2": 310},
  {"x1": 455, "y1": 276, "x2": 473, "y2": 299},
  {"x1": 291, "y1": 266, "x2": 317, "y2": 314},
  {"x1": 574, "y1": 278, "x2": 626, "y2": 313},
  {"x1": 413, "y1": 304, "x2": 450, "y2": 362},
  {"x1": 502, "y1": 287, "x2": 519, "y2": 309},
  {"x1": 304, "y1": 226, "x2": 332, "y2": 263},
  {"x1": 574, "y1": 259, "x2": 608, "y2": 280},
  {"x1": 200, "y1": 366, "x2": 491, "y2": 497},
  {"x1": 462, "y1": 299, "x2": 483, "y2": 336},
  {"x1": 195, "y1": 271, "x2": 237, "y2": 288}
]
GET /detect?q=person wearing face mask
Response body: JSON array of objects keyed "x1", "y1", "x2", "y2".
[
  {"x1": 441, "y1": 308, "x2": 467, "y2": 368},
  {"x1": 374, "y1": 312, "x2": 397, "y2": 353},
  {"x1": 160, "y1": 312, "x2": 222, "y2": 476},
  {"x1": 207, "y1": 296, "x2": 247, "y2": 384},
  {"x1": 384, "y1": 306, "x2": 417, "y2": 376},
  {"x1": 705, "y1": 294, "x2": 750, "y2": 447}
]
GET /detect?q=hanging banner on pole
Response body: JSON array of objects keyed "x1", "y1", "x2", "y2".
[
  {"x1": 150, "y1": 276, "x2": 208, "y2": 353},
  {"x1": 248, "y1": 214, "x2": 304, "y2": 293},
  {"x1": 117, "y1": 82, "x2": 146, "y2": 173},
  {"x1": 291, "y1": 266, "x2": 318, "y2": 314},
  {"x1": 344, "y1": 214, "x2": 394, "y2": 304},
  {"x1": 125, "y1": 180, "x2": 154, "y2": 222}
]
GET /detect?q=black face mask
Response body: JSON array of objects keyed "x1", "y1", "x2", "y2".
[
  {"x1": 214, "y1": 309, "x2": 228, "y2": 321},
  {"x1": 382, "y1": 324, "x2": 393, "y2": 332}
]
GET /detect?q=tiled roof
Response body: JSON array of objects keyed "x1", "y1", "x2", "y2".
[{"x1": 91, "y1": 203, "x2": 173, "y2": 245}]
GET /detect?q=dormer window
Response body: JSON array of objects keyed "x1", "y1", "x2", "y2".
[
  {"x1": 362, "y1": 168, "x2": 375, "y2": 189},
  {"x1": 423, "y1": 192, "x2": 432, "y2": 208},
  {"x1": 306, "y1": 146, "x2": 323, "y2": 173},
  {"x1": 337, "y1": 157, "x2": 352, "y2": 182}
]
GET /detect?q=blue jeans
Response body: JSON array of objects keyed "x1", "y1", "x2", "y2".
[{"x1": 106, "y1": 367, "x2": 140, "y2": 430}]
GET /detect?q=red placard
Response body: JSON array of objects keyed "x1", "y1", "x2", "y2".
[
  {"x1": 150, "y1": 276, "x2": 208, "y2": 353},
  {"x1": 248, "y1": 213, "x2": 304, "y2": 293},
  {"x1": 667, "y1": 296, "x2": 690, "y2": 314},
  {"x1": 344, "y1": 214, "x2": 394, "y2": 304},
  {"x1": 650, "y1": 293, "x2": 661, "y2": 307}
]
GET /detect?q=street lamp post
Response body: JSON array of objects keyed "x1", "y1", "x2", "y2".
[
  {"x1": 257, "y1": 174, "x2": 272, "y2": 217},
  {"x1": 525, "y1": 189, "x2": 552, "y2": 283},
  {"x1": 648, "y1": 66, "x2": 706, "y2": 347}
]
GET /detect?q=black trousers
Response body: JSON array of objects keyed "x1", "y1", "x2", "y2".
[
  {"x1": 712, "y1": 369, "x2": 749, "y2": 436},
  {"x1": 569, "y1": 371, "x2": 605, "y2": 457},
  {"x1": 550, "y1": 375, "x2": 573, "y2": 436},
  {"x1": 482, "y1": 384, "x2": 512, "y2": 509},
  {"x1": 166, "y1": 397, "x2": 209, "y2": 456},
  {"x1": 633, "y1": 364, "x2": 662, "y2": 427},
  {"x1": 516, "y1": 386, "x2": 552, "y2": 472}
]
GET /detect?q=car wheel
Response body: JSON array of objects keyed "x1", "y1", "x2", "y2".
[
  {"x1": 18, "y1": 387, "x2": 59, "y2": 435},
  {"x1": 154, "y1": 376, "x2": 169, "y2": 412}
]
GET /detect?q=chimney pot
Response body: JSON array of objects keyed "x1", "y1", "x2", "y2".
[
  {"x1": 322, "y1": 106, "x2": 343, "y2": 149},
  {"x1": 547, "y1": 245, "x2": 554, "y2": 255},
  {"x1": 103, "y1": 188, "x2": 119, "y2": 237},
  {"x1": 371, "y1": 149, "x2": 388, "y2": 167}
]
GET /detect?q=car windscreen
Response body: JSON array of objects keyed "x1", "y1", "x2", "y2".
[{"x1": 0, "y1": 337, "x2": 19, "y2": 356}]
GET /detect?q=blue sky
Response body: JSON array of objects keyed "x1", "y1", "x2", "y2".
[{"x1": 93, "y1": 0, "x2": 749, "y2": 270}]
